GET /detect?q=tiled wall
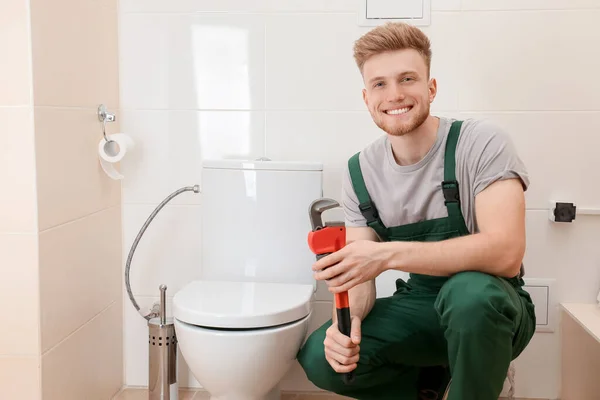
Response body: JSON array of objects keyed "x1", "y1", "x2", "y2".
[
  {"x1": 118, "y1": 0, "x2": 600, "y2": 399},
  {"x1": 0, "y1": 0, "x2": 123, "y2": 398},
  {"x1": 30, "y1": 0, "x2": 123, "y2": 397},
  {"x1": 0, "y1": 0, "x2": 40, "y2": 398}
]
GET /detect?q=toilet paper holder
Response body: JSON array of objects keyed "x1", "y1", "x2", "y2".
[{"x1": 97, "y1": 104, "x2": 116, "y2": 142}]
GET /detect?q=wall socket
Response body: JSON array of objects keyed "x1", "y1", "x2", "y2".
[
  {"x1": 548, "y1": 200, "x2": 576, "y2": 223},
  {"x1": 522, "y1": 278, "x2": 557, "y2": 333}
]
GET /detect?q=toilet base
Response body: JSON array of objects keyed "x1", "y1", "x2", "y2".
[
  {"x1": 174, "y1": 314, "x2": 310, "y2": 400},
  {"x1": 208, "y1": 384, "x2": 281, "y2": 400}
]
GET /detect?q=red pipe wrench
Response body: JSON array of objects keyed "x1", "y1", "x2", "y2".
[{"x1": 307, "y1": 198, "x2": 354, "y2": 384}]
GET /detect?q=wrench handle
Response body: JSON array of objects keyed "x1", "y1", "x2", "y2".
[{"x1": 335, "y1": 292, "x2": 355, "y2": 384}]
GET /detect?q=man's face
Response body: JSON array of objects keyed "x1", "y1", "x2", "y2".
[{"x1": 362, "y1": 49, "x2": 436, "y2": 136}]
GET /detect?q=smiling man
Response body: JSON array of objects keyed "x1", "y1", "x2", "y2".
[{"x1": 296, "y1": 22, "x2": 536, "y2": 400}]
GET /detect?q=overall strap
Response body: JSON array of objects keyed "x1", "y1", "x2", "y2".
[
  {"x1": 347, "y1": 152, "x2": 388, "y2": 240},
  {"x1": 442, "y1": 120, "x2": 464, "y2": 220}
]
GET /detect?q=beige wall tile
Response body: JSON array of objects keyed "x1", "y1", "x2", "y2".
[
  {"x1": 0, "y1": 0, "x2": 31, "y2": 106},
  {"x1": 0, "y1": 356, "x2": 40, "y2": 399},
  {"x1": 39, "y1": 206, "x2": 121, "y2": 352},
  {"x1": 561, "y1": 310, "x2": 600, "y2": 399},
  {"x1": 35, "y1": 107, "x2": 120, "y2": 230},
  {"x1": 0, "y1": 107, "x2": 37, "y2": 233},
  {"x1": 0, "y1": 234, "x2": 39, "y2": 356},
  {"x1": 29, "y1": 0, "x2": 119, "y2": 108},
  {"x1": 41, "y1": 302, "x2": 122, "y2": 400}
]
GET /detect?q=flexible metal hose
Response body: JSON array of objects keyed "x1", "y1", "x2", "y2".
[{"x1": 125, "y1": 185, "x2": 200, "y2": 320}]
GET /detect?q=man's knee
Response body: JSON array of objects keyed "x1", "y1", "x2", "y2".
[
  {"x1": 435, "y1": 271, "x2": 518, "y2": 332},
  {"x1": 297, "y1": 322, "x2": 346, "y2": 393}
]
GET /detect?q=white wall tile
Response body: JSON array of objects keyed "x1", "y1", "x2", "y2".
[
  {"x1": 280, "y1": 301, "x2": 333, "y2": 392},
  {"x1": 523, "y1": 211, "x2": 600, "y2": 303},
  {"x1": 264, "y1": 0, "x2": 359, "y2": 12},
  {"x1": 458, "y1": 10, "x2": 600, "y2": 111},
  {"x1": 119, "y1": 110, "x2": 202, "y2": 205},
  {"x1": 123, "y1": 205, "x2": 202, "y2": 297},
  {"x1": 376, "y1": 269, "x2": 410, "y2": 298},
  {"x1": 280, "y1": 361, "x2": 321, "y2": 392},
  {"x1": 265, "y1": 111, "x2": 384, "y2": 200},
  {"x1": 121, "y1": 0, "x2": 458, "y2": 14},
  {"x1": 459, "y1": 112, "x2": 600, "y2": 209},
  {"x1": 118, "y1": 13, "x2": 167, "y2": 109},
  {"x1": 307, "y1": 302, "x2": 334, "y2": 337},
  {"x1": 462, "y1": 0, "x2": 600, "y2": 10},
  {"x1": 119, "y1": 13, "x2": 265, "y2": 110},
  {"x1": 511, "y1": 331, "x2": 560, "y2": 399},
  {"x1": 314, "y1": 280, "x2": 332, "y2": 302},
  {"x1": 432, "y1": 0, "x2": 461, "y2": 11},
  {"x1": 265, "y1": 13, "x2": 365, "y2": 111},
  {"x1": 316, "y1": 270, "x2": 410, "y2": 302},
  {"x1": 266, "y1": 12, "x2": 460, "y2": 111},
  {"x1": 120, "y1": 110, "x2": 265, "y2": 205},
  {"x1": 120, "y1": 0, "x2": 265, "y2": 13},
  {"x1": 265, "y1": 0, "x2": 459, "y2": 13}
]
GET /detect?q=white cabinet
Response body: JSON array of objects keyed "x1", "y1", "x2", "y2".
[{"x1": 560, "y1": 303, "x2": 600, "y2": 399}]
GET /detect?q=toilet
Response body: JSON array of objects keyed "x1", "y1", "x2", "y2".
[{"x1": 172, "y1": 159, "x2": 324, "y2": 400}]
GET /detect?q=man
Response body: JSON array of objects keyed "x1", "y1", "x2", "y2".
[{"x1": 296, "y1": 22, "x2": 536, "y2": 400}]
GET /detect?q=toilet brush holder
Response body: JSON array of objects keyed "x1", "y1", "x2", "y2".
[{"x1": 148, "y1": 284, "x2": 178, "y2": 400}]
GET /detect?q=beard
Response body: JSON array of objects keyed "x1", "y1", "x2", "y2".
[{"x1": 372, "y1": 103, "x2": 429, "y2": 136}]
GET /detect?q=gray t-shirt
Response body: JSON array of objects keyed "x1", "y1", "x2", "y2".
[{"x1": 342, "y1": 116, "x2": 529, "y2": 235}]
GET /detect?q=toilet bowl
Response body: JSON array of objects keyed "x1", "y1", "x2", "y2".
[
  {"x1": 173, "y1": 159, "x2": 324, "y2": 400},
  {"x1": 173, "y1": 280, "x2": 314, "y2": 400}
]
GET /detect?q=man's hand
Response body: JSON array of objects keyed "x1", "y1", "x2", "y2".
[
  {"x1": 324, "y1": 315, "x2": 362, "y2": 373},
  {"x1": 313, "y1": 240, "x2": 387, "y2": 294}
]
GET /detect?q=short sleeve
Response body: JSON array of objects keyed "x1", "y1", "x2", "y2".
[
  {"x1": 341, "y1": 162, "x2": 367, "y2": 227},
  {"x1": 467, "y1": 120, "x2": 530, "y2": 197}
]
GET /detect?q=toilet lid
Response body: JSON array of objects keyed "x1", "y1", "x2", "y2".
[{"x1": 172, "y1": 280, "x2": 314, "y2": 329}]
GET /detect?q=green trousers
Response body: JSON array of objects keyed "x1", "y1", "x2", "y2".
[{"x1": 297, "y1": 271, "x2": 536, "y2": 400}]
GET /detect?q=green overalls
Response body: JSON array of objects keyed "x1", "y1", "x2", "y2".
[{"x1": 297, "y1": 121, "x2": 536, "y2": 400}]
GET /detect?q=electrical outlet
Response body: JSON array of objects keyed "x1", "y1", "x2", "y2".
[
  {"x1": 523, "y1": 278, "x2": 557, "y2": 333},
  {"x1": 548, "y1": 200, "x2": 576, "y2": 223}
]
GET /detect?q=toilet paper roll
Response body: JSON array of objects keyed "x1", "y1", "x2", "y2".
[{"x1": 98, "y1": 133, "x2": 135, "y2": 180}]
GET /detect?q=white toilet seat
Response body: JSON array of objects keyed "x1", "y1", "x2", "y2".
[{"x1": 172, "y1": 280, "x2": 314, "y2": 329}]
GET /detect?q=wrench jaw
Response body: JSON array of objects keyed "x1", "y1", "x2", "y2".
[
  {"x1": 307, "y1": 197, "x2": 345, "y2": 261},
  {"x1": 308, "y1": 198, "x2": 340, "y2": 230}
]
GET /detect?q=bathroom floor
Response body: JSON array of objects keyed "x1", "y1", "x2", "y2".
[
  {"x1": 112, "y1": 388, "x2": 351, "y2": 399},
  {"x1": 113, "y1": 388, "x2": 542, "y2": 400}
]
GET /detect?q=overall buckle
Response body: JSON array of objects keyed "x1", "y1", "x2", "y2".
[
  {"x1": 442, "y1": 180, "x2": 460, "y2": 204},
  {"x1": 358, "y1": 201, "x2": 379, "y2": 223}
]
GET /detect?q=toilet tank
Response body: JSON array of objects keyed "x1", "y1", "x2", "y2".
[{"x1": 200, "y1": 159, "x2": 323, "y2": 286}]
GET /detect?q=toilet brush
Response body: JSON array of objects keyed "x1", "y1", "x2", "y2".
[
  {"x1": 148, "y1": 284, "x2": 178, "y2": 400},
  {"x1": 123, "y1": 185, "x2": 199, "y2": 399}
]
